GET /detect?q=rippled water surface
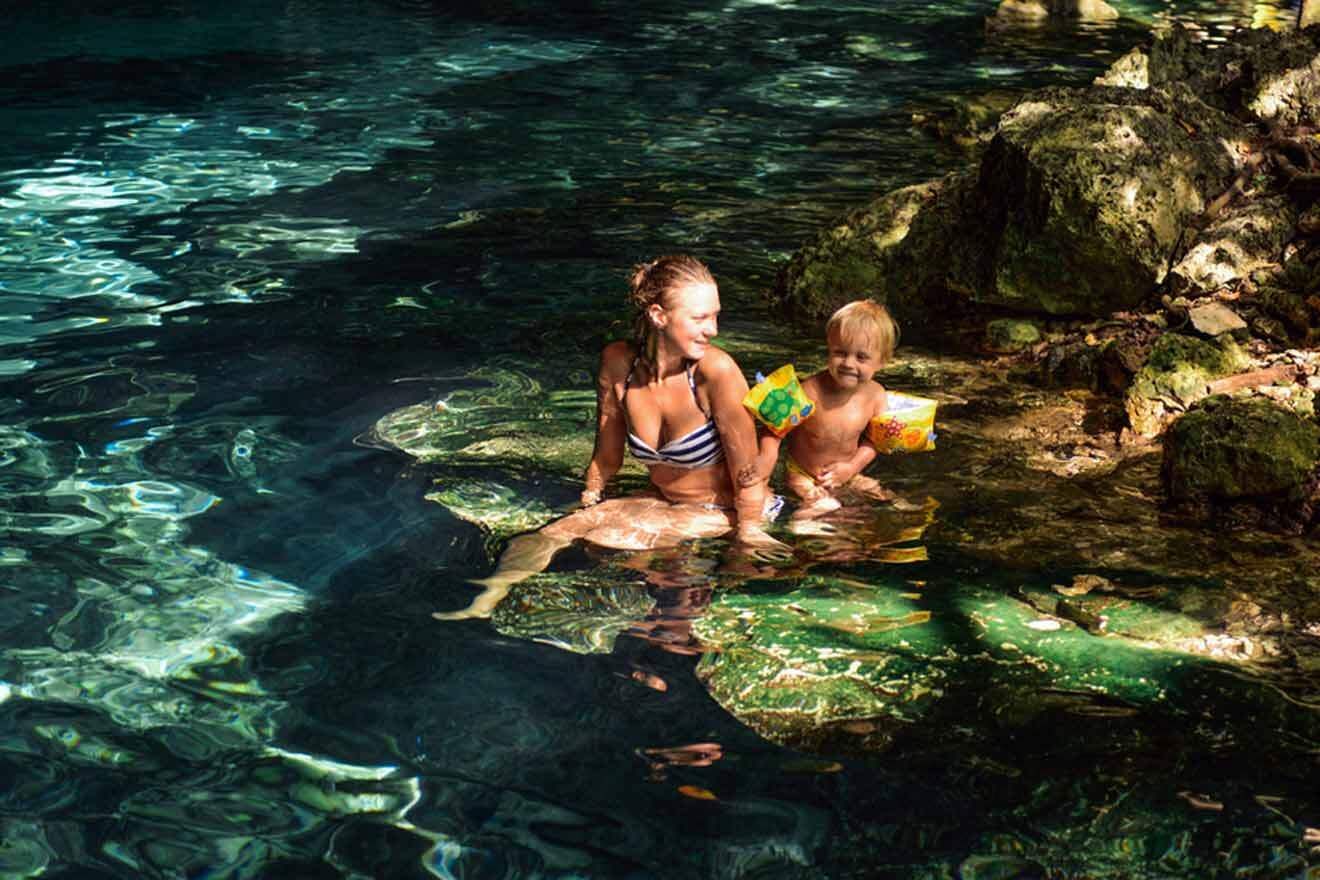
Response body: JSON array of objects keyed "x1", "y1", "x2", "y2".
[{"x1": 1, "y1": 2, "x2": 1316, "y2": 878}]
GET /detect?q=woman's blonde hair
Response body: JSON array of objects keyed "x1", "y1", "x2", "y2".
[
  {"x1": 628, "y1": 254, "x2": 715, "y2": 364},
  {"x1": 826, "y1": 299, "x2": 899, "y2": 362}
]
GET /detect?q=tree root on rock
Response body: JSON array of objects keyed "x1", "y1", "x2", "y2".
[{"x1": 1202, "y1": 125, "x2": 1320, "y2": 225}]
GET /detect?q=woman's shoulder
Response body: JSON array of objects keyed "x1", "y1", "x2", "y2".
[
  {"x1": 599, "y1": 340, "x2": 636, "y2": 374},
  {"x1": 692, "y1": 346, "x2": 741, "y2": 381}
]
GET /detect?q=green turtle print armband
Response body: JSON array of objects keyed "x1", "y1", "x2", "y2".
[
  {"x1": 742, "y1": 364, "x2": 815, "y2": 437},
  {"x1": 868, "y1": 391, "x2": 937, "y2": 454}
]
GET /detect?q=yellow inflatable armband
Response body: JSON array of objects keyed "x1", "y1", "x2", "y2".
[
  {"x1": 743, "y1": 364, "x2": 815, "y2": 437},
  {"x1": 868, "y1": 391, "x2": 937, "y2": 454}
]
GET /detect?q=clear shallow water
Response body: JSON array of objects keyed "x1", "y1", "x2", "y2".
[{"x1": 1, "y1": 2, "x2": 1316, "y2": 878}]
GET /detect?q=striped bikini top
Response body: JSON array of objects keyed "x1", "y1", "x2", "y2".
[{"x1": 622, "y1": 358, "x2": 726, "y2": 470}]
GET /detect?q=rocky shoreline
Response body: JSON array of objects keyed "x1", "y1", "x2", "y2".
[{"x1": 772, "y1": 21, "x2": 1320, "y2": 537}]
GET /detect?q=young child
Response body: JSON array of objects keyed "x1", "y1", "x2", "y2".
[{"x1": 759, "y1": 299, "x2": 899, "y2": 519}]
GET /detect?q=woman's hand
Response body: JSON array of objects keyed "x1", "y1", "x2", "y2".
[
  {"x1": 580, "y1": 487, "x2": 603, "y2": 507},
  {"x1": 734, "y1": 523, "x2": 793, "y2": 561}
]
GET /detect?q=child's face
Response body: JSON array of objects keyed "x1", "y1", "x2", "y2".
[
  {"x1": 825, "y1": 326, "x2": 880, "y2": 389},
  {"x1": 654, "y1": 281, "x2": 720, "y2": 361}
]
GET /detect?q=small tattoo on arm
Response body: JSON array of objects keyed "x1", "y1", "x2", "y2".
[{"x1": 736, "y1": 464, "x2": 760, "y2": 488}]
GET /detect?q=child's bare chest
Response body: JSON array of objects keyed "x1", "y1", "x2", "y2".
[{"x1": 798, "y1": 395, "x2": 871, "y2": 446}]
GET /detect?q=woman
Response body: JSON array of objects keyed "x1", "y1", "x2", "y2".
[{"x1": 435, "y1": 254, "x2": 788, "y2": 620}]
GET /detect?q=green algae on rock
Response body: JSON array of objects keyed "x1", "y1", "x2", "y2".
[
  {"x1": 1162, "y1": 394, "x2": 1320, "y2": 532},
  {"x1": 690, "y1": 572, "x2": 1220, "y2": 756},
  {"x1": 1124, "y1": 332, "x2": 1249, "y2": 436},
  {"x1": 985, "y1": 318, "x2": 1042, "y2": 353}
]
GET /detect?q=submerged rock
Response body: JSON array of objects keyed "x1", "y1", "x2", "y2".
[{"x1": 1162, "y1": 394, "x2": 1320, "y2": 533}]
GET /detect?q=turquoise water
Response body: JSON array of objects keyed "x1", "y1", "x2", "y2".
[{"x1": 1, "y1": 2, "x2": 1317, "y2": 878}]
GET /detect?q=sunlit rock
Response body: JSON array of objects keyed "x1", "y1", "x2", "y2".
[
  {"x1": 1162, "y1": 394, "x2": 1320, "y2": 532},
  {"x1": 1124, "y1": 332, "x2": 1249, "y2": 436},
  {"x1": 988, "y1": 0, "x2": 1118, "y2": 26},
  {"x1": 1093, "y1": 46, "x2": 1149, "y2": 89},
  {"x1": 1140, "y1": 24, "x2": 1320, "y2": 127},
  {"x1": 777, "y1": 87, "x2": 1245, "y2": 324},
  {"x1": 1167, "y1": 196, "x2": 1297, "y2": 297}
]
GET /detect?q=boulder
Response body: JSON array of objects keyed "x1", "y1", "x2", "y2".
[
  {"x1": 772, "y1": 174, "x2": 968, "y2": 324},
  {"x1": 1124, "y1": 332, "x2": 1250, "y2": 436},
  {"x1": 777, "y1": 87, "x2": 1247, "y2": 324},
  {"x1": 1162, "y1": 395, "x2": 1320, "y2": 532},
  {"x1": 949, "y1": 86, "x2": 1243, "y2": 315}
]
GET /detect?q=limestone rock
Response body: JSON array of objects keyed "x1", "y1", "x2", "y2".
[
  {"x1": 1187, "y1": 302, "x2": 1247, "y2": 337},
  {"x1": 1124, "y1": 332, "x2": 1250, "y2": 436},
  {"x1": 1094, "y1": 46, "x2": 1149, "y2": 89},
  {"x1": 1167, "y1": 196, "x2": 1297, "y2": 296},
  {"x1": 776, "y1": 87, "x2": 1246, "y2": 324},
  {"x1": 1145, "y1": 25, "x2": 1320, "y2": 127},
  {"x1": 1162, "y1": 395, "x2": 1320, "y2": 532}
]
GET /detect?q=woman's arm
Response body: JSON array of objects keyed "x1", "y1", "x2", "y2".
[
  {"x1": 581, "y1": 343, "x2": 629, "y2": 506},
  {"x1": 700, "y1": 351, "x2": 775, "y2": 539}
]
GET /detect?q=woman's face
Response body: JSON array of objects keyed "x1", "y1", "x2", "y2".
[{"x1": 654, "y1": 281, "x2": 720, "y2": 361}]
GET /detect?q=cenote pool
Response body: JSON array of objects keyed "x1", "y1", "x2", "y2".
[{"x1": 2, "y1": 2, "x2": 1318, "y2": 878}]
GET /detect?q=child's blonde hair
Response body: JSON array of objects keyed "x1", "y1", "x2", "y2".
[{"x1": 826, "y1": 299, "x2": 898, "y2": 363}]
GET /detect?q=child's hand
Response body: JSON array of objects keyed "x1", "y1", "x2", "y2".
[{"x1": 815, "y1": 461, "x2": 858, "y2": 490}]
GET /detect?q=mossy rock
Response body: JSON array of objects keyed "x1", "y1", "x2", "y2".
[
  {"x1": 985, "y1": 318, "x2": 1042, "y2": 352},
  {"x1": 1124, "y1": 333, "x2": 1249, "y2": 436},
  {"x1": 772, "y1": 178, "x2": 950, "y2": 321},
  {"x1": 1162, "y1": 395, "x2": 1320, "y2": 506}
]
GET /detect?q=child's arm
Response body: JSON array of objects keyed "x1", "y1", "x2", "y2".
[
  {"x1": 580, "y1": 345, "x2": 628, "y2": 506},
  {"x1": 756, "y1": 430, "x2": 783, "y2": 483}
]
